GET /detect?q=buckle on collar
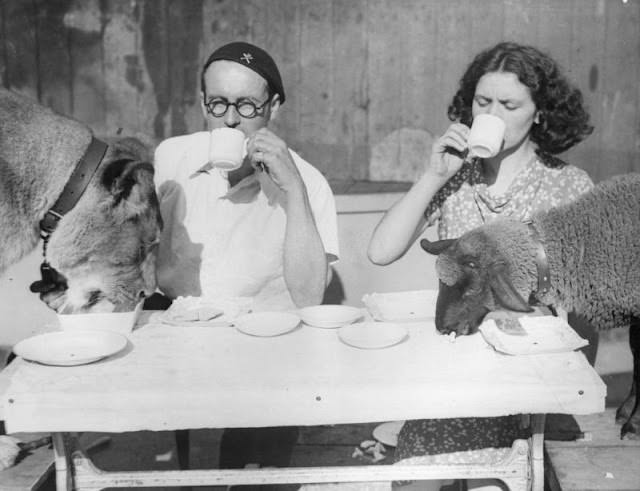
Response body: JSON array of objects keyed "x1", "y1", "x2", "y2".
[{"x1": 526, "y1": 221, "x2": 551, "y2": 303}]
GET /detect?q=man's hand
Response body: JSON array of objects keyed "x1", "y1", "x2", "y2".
[
  {"x1": 246, "y1": 128, "x2": 328, "y2": 307},
  {"x1": 246, "y1": 128, "x2": 305, "y2": 197}
]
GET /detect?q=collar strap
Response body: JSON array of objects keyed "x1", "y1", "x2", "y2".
[
  {"x1": 527, "y1": 221, "x2": 551, "y2": 302},
  {"x1": 40, "y1": 137, "x2": 108, "y2": 235}
]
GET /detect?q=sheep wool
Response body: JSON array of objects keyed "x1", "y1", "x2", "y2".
[{"x1": 532, "y1": 173, "x2": 640, "y2": 329}]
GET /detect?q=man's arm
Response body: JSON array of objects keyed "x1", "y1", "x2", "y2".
[
  {"x1": 247, "y1": 128, "x2": 330, "y2": 307},
  {"x1": 282, "y1": 187, "x2": 328, "y2": 306}
]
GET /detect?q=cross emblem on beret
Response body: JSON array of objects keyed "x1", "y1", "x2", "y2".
[{"x1": 240, "y1": 52, "x2": 253, "y2": 64}]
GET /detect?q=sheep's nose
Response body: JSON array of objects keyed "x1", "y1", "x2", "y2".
[{"x1": 436, "y1": 324, "x2": 453, "y2": 335}]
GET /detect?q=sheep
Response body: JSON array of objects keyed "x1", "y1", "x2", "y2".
[{"x1": 420, "y1": 173, "x2": 640, "y2": 439}]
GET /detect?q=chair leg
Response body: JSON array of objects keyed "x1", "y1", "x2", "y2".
[{"x1": 175, "y1": 429, "x2": 190, "y2": 470}]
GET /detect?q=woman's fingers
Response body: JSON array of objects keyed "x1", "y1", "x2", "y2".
[{"x1": 436, "y1": 123, "x2": 470, "y2": 153}]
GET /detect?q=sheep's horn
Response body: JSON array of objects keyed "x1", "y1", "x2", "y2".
[{"x1": 420, "y1": 238, "x2": 455, "y2": 255}]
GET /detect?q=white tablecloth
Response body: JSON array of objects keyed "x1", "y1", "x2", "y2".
[{"x1": 2, "y1": 312, "x2": 605, "y2": 433}]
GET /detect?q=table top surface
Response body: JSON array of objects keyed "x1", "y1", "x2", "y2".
[{"x1": 1, "y1": 312, "x2": 606, "y2": 433}]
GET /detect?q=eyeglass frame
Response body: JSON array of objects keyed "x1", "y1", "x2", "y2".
[{"x1": 203, "y1": 95, "x2": 272, "y2": 119}]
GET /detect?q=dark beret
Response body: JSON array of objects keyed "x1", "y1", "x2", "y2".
[{"x1": 203, "y1": 41, "x2": 286, "y2": 104}]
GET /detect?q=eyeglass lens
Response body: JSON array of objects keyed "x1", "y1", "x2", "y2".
[{"x1": 206, "y1": 98, "x2": 266, "y2": 118}]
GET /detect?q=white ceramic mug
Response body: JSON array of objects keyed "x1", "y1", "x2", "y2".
[
  {"x1": 467, "y1": 114, "x2": 506, "y2": 159},
  {"x1": 208, "y1": 128, "x2": 247, "y2": 171}
]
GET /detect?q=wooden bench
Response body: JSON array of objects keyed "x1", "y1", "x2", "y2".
[
  {"x1": 0, "y1": 433, "x2": 53, "y2": 491},
  {"x1": 545, "y1": 408, "x2": 640, "y2": 490}
]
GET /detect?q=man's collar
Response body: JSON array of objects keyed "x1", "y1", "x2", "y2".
[
  {"x1": 189, "y1": 162, "x2": 281, "y2": 205},
  {"x1": 190, "y1": 161, "x2": 215, "y2": 178},
  {"x1": 222, "y1": 172, "x2": 262, "y2": 203}
]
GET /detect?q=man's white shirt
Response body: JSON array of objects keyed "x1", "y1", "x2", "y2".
[{"x1": 154, "y1": 131, "x2": 339, "y2": 311}]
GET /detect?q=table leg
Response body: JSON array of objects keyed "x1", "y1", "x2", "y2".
[
  {"x1": 530, "y1": 414, "x2": 546, "y2": 491},
  {"x1": 52, "y1": 432, "x2": 72, "y2": 491}
]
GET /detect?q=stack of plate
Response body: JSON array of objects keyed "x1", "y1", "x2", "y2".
[
  {"x1": 362, "y1": 289, "x2": 438, "y2": 322},
  {"x1": 234, "y1": 312, "x2": 301, "y2": 337},
  {"x1": 338, "y1": 322, "x2": 408, "y2": 349}
]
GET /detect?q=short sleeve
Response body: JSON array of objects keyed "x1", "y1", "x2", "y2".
[
  {"x1": 153, "y1": 137, "x2": 181, "y2": 196},
  {"x1": 562, "y1": 166, "x2": 594, "y2": 199}
]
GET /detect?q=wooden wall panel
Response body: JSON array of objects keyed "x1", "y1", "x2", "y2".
[
  {"x1": 166, "y1": 0, "x2": 203, "y2": 137},
  {"x1": 141, "y1": 0, "x2": 171, "y2": 141},
  {"x1": 298, "y1": 0, "x2": 333, "y2": 175},
  {"x1": 257, "y1": 0, "x2": 302, "y2": 152},
  {"x1": 330, "y1": 0, "x2": 368, "y2": 180},
  {"x1": 402, "y1": 0, "x2": 439, "y2": 130},
  {"x1": 67, "y1": 0, "x2": 106, "y2": 134},
  {"x1": 599, "y1": 0, "x2": 640, "y2": 180},
  {"x1": 431, "y1": 0, "x2": 473, "y2": 128},
  {"x1": 503, "y1": 0, "x2": 538, "y2": 45},
  {"x1": 0, "y1": 2, "x2": 4, "y2": 88},
  {"x1": 367, "y1": 0, "x2": 404, "y2": 148},
  {"x1": 1, "y1": 0, "x2": 639, "y2": 185},
  {"x1": 103, "y1": 0, "x2": 141, "y2": 135},
  {"x1": 468, "y1": 0, "x2": 505, "y2": 55},
  {"x1": 536, "y1": 0, "x2": 574, "y2": 70},
  {"x1": 564, "y1": 0, "x2": 606, "y2": 179},
  {"x1": 4, "y1": 0, "x2": 38, "y2": 98},
  {"x1": 35, "y1": 0, "x2": 72, "y2": 115}
]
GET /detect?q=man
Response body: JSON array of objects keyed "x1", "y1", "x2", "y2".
[{"x1": 153, "y1": 42, "x2": 339, "y2": 480}]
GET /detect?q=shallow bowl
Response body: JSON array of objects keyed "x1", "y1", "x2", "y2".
[
  {"x1": 297, "y1": 304, "x2": 363, "y2": 328},
  {"x1": 57, "y1": 301, "x2": 144, "y2": 336}
]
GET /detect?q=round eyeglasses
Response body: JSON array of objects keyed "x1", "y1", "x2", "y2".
[{"x1": 204, "y1": 97, "x2": 270, "y2": 119}]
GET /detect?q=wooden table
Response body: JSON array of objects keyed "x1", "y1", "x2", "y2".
[{"x1": 0, "y1": 312, "x2": 606, "y2": 490}]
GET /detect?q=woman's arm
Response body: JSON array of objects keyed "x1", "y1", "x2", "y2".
[
  {"x1": 367, "y1": 174, "x2": 442, "y2": 265},
  {"x1": 367, "y1": 123, "x2": 471, "y2": 265}
]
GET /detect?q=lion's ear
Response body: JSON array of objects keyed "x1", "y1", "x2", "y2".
[
  {"x1": 112, "y1": 136, "x2": 153, "y2": 162},
  {"x1": 104, "y1": 159, "x2": 158, "y2": 219}
]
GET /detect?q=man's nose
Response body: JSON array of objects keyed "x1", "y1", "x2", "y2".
[{"x1": 224, "y1": 105, "x2": 241, "y2": 127}]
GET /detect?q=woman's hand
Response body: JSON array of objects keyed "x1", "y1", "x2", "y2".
[{"x1": 425, "y1": 123, "x2": 470, "y2": 183}]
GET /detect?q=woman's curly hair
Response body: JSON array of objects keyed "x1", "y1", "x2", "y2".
[{"x1": 448, "y1": 42, "x2": 593, "y2": 165}]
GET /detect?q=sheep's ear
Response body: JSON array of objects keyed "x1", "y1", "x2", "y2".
[
  {"x1": 490, "y1": 270, "x2": 534, "y2": 313},
  {"x1": 420, "y1": 238, "x2": 455, "y2": 255}
]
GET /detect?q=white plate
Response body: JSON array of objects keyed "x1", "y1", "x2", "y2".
[
  {"x1": 338, "y1": 322, "x2": 408, "y2": 349},
  {"x1": 234, "y1": 312, "x2": 301, "y2": 337},
  {"x1": 479, "y1": 315, "x2": 588, "y2": 355},
  {"x1": 372, "y1": 420, "x2": 405, "y2": 447},
  {"x1": 298, "y1": 305, "x2": 363, "y2": 328},
  {"x1": 13, "y1": 330, "x2": 128, "y2": 366},
  {"x1": 362, "y1": 290, "x2": 438, "y2": 322}
]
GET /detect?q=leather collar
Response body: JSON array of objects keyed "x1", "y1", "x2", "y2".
[
  {"x1": 40, "y1": 137, "x2": 108, "y2": 235},
  {"x1": 527, "y1": 221, "x2": 551, "y2": 303}
]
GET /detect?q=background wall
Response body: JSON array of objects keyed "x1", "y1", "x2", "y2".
[{"x1": 1, "y1": 0, "x2": 639, "y2": 186}]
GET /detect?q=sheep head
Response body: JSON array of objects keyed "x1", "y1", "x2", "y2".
[{"x1": 421, "y1": 220, "x2": 538, "y2": 336}]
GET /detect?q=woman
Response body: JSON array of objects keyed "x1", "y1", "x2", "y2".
[{"x1": 368, "y1": 42, "x2": 594, "y2": 490}]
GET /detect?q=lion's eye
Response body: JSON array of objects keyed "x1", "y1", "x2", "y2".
[{"x1": 465, "y1": 261, "x2": 477, "y2": 269}]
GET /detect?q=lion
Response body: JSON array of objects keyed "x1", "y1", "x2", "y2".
[{"x1": 0, "y1": 88, "x2": 162, "y2": 313}]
